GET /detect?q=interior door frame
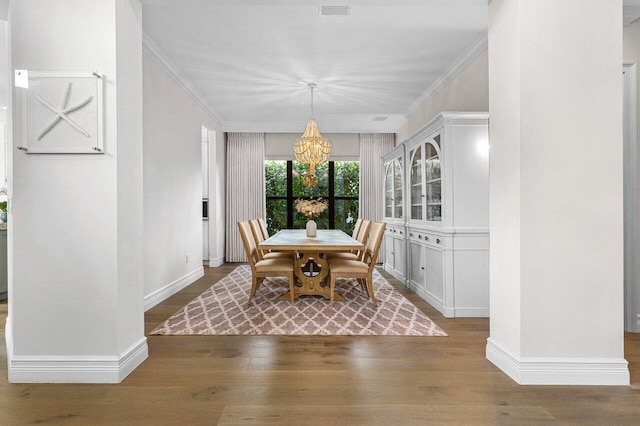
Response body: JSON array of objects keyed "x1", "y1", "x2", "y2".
[{"x1": 624, "y1": 62, "x2": 639, "y2": 333}]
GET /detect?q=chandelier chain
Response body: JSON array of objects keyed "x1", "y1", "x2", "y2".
[{"x1": 309, "y1": 83, "x2": 315, "y2": 117}]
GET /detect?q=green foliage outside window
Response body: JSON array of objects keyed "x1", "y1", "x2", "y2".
[
  {"x1": 265, "y1": 160, "x2": 359, "y2": 236},
  {"x1": 265, "y1": 160, "x2": 287, "y2": 197}
]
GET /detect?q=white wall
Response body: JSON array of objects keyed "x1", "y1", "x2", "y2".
[
  {"x1": 143, "y1": 52, "x2": 223, "y2": 304},
  {"x1": 8, "y1": 0, "x2": 146, "y2": 382},
  {"x1": 396, "y1": 50, "x2": 489, "y2": 143},
  {"x1": 115, "y1": 0, "x2": 144, "y2": 356},
  {"x1": 625, "y1": 19, "x2": 640, "y2": 311},
  {"x1": 265, "y1": 132, "x2": 359, "y2": 161},
  {"x1": 208, "y1": 129, "x2": 225, "y2": 266},
  {"x1": 487, "y1": 0, "x2": 523, "y2": 360},
  {"x1": 487, "y1": 0, "x2": 626, "y2": 385}
]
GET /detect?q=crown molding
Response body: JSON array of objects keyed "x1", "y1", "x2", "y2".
[
  {"x1": 402, "y1": 35, "x2": 488, "y2": 121},
  {"x1": 142, "y1": 31, "x2": 225, "y2": 128},
  {"x1": 624, "y1": 6, "x2": 640, "y2": 25},
  {"x1": 401, "y1": 111, "x2": 488, "y2": 145},
  {"x1": 223, "y1": 120, "x2": 402, "y2": 134}
]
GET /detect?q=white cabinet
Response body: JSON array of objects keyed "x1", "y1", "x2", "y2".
[
  {"x1": 396, "y1": 112, "x2": 490, "y2": 317},
  {"x1": 383, "y1": 145, "x2": 405, "y2": 224},
  {"x1": 382, "y1": 145, "x2": 407, "y2": 282},
  {"x1": 409, "y1": 135, "x2": 442, "y2": 223},
  {"x1": 384, "y1": 225, "x2": 406, "y2": 281}
]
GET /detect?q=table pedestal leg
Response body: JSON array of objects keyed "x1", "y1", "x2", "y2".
[{"x1": 279, "y1": 251, "x2": 344, "y2": 302}]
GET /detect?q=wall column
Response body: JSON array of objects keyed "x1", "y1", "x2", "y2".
[
  {"x1": 487, "y1": 0, "x2": 628, "y2": 385},
  {"x1": 7, "y1": 0, "x2": 146, "y2": 383}
]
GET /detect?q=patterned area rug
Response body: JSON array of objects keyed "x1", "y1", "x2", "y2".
[{"x1": 151, "y1": 265, "x2": 447, "y2": 336}]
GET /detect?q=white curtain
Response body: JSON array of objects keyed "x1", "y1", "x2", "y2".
[
  {"x1": 225, "y1": 132, "x2": 266, "y2": 262},
  {"x1": 359, "y1": 133, "x2": 395, "y2": 262}
]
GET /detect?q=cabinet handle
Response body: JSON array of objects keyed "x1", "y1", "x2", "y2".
[
  {"x1": 436, "y1": 238, "x2": 441, "y2": 244},
  {"x1": 421, "y1": 267, "x2": 425, "y2": 270},
  {"x1": 418, "y1": 235, "x2": 422, "y2": 239},
  {"x1": 410, "y1": 233, "x2": 414, "y2": 237},
  {"x1": 425, "y1": 236, "x2": 430, "y2": 241}
]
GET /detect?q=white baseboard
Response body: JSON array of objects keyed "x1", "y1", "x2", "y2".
[
  {"x1": 637, "y1": 314, "x2": 640, "y2": 329},
  {"x1": 486, "y1": 338, "x2": 630, "y2": 386},
  {"x1": 8, "y1": 337, "x2": 148, "y2": 384},
  {"x1": 454, "y1": 307, "x2": 489, "y2": 318},
  {"x1": 407, "y1": 282, "x2": 455, "y2": 318},
  {"x1": 208, "y1": 256, "x2": 224, "y2": 267},
  {"x1": 144, "y1": 267, "x2": 204, "y2": 311}
]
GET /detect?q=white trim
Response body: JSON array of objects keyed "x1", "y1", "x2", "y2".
[
  {"x1": 208, "y1": 256, "x2": 225, "y2": 267},
  {"x1": 454, "y1": 307, "x2": 489, "y2": 317},
  {"x1": 223, "y1": 120, "x2": 402, "y2": 134},
  {"x1": 144, "y1": 267, "x2": 204, "y2": 311},
  {"x1": 624, "y1": 6, "x2": 640, "y2": 25},
  {"x1": 623, "y1": 63, "x2": 639, "y2": 333},
  {"x1": 5, "y1": 314, "x2": 14, "y2": 363},
  {"x1": 402, "y1": 36, "x2": 488, "y2": 120},
  {"x1": 142, "y1": 32, "x2": 224, "y2": 128},
  {"x1": 486, "y1": 339, "x2": 630, "y2": 386},
  {"x1": 117, "y1": 338, "x2": 149, "y2": 382},
  {"x1": 8, "y1": 337, "x2": 148, "y2": 383},
  {"x1": 407, "y1": 281, "x2": 455, "y2": 318},
  {"x1": 400, "y1": 112, "x2": 489, "y2": 146}
]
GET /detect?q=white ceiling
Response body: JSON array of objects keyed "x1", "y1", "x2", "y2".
[
  {"x1": 141, "y1": 0, "x2": 638, "y2": 133},
  {"x1": 141, "y1": 0, "x2": 489, "y2": 133}
]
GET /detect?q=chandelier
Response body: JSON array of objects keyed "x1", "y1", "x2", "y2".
[{"x1": 293, "y1": 83, "x2": 332, "y2": 187}]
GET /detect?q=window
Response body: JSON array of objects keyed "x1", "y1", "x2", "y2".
[{"x1": 265, "y1": 160, "x2": 359, "y2": 236}]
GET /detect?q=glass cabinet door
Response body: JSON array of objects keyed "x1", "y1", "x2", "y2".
[
  {"x1": 384, "y1": 164, "x2": 393, "y2": 218},
  {"x1": 393, "y1": 159, "x2": 403, "y2": 219},
  {"x1": 410, "y1": 147, "x2": 423, "y2": 220},
  {"x1": 425, "y1": 141, "x2": 441, "y2": 222}
]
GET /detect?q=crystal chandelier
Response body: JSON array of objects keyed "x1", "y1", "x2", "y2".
[{"x1": 293, "y1": 83, "x2": 332, "y2": 187}]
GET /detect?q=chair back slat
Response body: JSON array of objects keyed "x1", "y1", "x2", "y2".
[
  {"x1": 352, "y1": 219, "x2": 371, "y2": 259},
  {"x1": 351, "y1": 218, "x2": 363, "y2": 238},
  {"x1": 249, "y1": 219, "x2": 267, "y2": 260},
  {"x1": 364, "y1": 222, "x2": 386, "y2": 270},
  {"x1": 258, "y1": 218, "x2": 270, "y2": 239},
  {"x1": 357, "y1": 219, "x2": 371, "y2": 244},
  {"x1": 237, "y1": 221, "x2": 259, "y2": 267}
]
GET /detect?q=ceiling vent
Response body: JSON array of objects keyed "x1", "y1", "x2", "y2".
[
  {"x1": 319, "y1": 6, "x2": 350, "y2": 17},
  {"x1": 372, "y1": 116, "x2": 388, "y2": 122}
]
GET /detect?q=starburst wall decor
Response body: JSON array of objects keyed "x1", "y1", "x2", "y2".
[{"x1": 17, "y1": 70, "x2": 104, "y2": 154}]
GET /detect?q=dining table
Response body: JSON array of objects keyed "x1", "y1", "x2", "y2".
[{"x1": 259, "y1": 229, "x2": 364, "y2": 302}]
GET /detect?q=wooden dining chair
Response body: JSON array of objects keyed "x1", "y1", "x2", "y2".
[
  {"x1": 258, "y1": 218, "x2": 270, "y2": 239},
  {"x1": 328, "y1": 221, "x2": 386, "y2": 307},
  {"x1": 237, "y1": 221, "x2": 295, "y2": 305},
  {"x1": 327, "y1": 219, "x2": 371, "y2": 262},
  {"x1": 351, "y1": 218, "x2": 363, "y2": 238},
  {"x1": 249, "y1": 219, "x2": 292, "y2": 261}
]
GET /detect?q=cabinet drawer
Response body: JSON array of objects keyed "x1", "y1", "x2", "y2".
[
  {"x1": 408, "y1": 230, "x2": 448, "y2": 248},
  {"x1": 386, "y1": 226, "x2": 405, "y2": 238}
]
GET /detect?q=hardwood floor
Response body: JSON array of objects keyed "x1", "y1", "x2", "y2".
[{"x1": 0, "y1": 265, "x2": 639, "y2": 424}]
